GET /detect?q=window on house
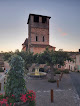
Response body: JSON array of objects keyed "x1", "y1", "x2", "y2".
[
  {"x1": 36, "y1": 36, "x2": 38, "y2": 41},
  {"x1": 43, "y1": 36, "x2": 44, "y2": 42},
  {"x1": 58, "y1": 65, "x2": 61, "y2": 68},
  {"x1": 42, "y1": 17, "x2": 47, "y2": 23},
  {"x1": 34, "y1": 15, "x2": 39, "y2": 22}
]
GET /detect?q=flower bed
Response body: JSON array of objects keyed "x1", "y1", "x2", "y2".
[{"x1": 0, "y1": 90, "x2": 36, "y2": 106}]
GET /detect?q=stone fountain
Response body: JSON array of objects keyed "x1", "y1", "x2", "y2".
[{"x1": 27, "y1": 64, "x2": 47, "y2": 78}]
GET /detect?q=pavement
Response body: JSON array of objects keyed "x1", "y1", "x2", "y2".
[
  {"x1": 70, "y1": 72, "x2": 80, "y2": 98},
  {"x1": 0, "y1": 72, "x2": 5, "y2": 94},
  {"x1": 26, "y1": 73, "x2": 80, "y2": 106},
  {"x1": 0, "y1": 71, "x2": 80, "y2": 106},
  {"x1": 0, "y1": 61, "x2": 9, "y2": 94},
  {"x1": 0, "y1": 61, "x2": 80, "y2": 106}
]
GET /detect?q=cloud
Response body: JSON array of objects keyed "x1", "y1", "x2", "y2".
[
  {"x1": 61, "y1": 32, "x2": 67, "y2": 36},
  {"x1": 58, "y1": 28, "x2": 67, "y2": 36}
]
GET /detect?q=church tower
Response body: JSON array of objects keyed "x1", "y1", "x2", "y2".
[
  {"x1": 27, "y1": 14, "x2": 50, "y2": 48},
  {"x1": 22, "y1": 14, "x2": 55, "y2": 54}
]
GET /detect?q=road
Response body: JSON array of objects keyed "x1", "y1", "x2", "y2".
[{"x1": 70, "y1": 72, "x2": 80, "y2": 98}]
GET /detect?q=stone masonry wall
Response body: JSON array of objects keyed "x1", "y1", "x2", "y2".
[
  {"x1": 28, "y1": 15, "x2": 49, "y2": 46},
  {"x1": 31, "y1": 27, "x2": 49, "y2": 45},
  {"x1": 30, "y1": 46, "x2": 55, "y2": 54}
]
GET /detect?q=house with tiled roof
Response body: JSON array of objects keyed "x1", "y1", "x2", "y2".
[{"x1": 64, "y1": 50, "x2": 80, "y2": 71}]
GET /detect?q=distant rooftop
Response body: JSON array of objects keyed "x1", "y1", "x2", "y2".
[
  {"x1": 27, "y1": 13, "x2": 51, "y2": 24},
  {"x1": 22, "y1": 38, "x2": 28, "y2": 45}
]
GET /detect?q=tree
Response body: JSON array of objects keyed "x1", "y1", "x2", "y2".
[
  {"x1": 37, "y1": 48, "x2": 71, "y2": 81},
  {"x1": 3, "y1": 51, "x2": 13, "y2": 61},
  {"x1": 3, "y1": 50, "x2": 34, "y2": 71},
  {"x1": 15, "y1": 51, "x2": 34, "y2": 70},
  {"x1": 5, "y1": 55, "x2": 27, "y2": 101}
]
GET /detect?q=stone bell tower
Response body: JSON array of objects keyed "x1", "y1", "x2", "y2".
[{"x1": 22, "y1": 14, "x2": 56, "y2": 54}]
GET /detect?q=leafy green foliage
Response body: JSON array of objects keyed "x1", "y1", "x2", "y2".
[
  {"x1": 3, "y1": 51, "x2": 34, "y2": 71},
  {"x1": 0, "y1": 68, "x2": 4, "y2": 72},
  {"x1": 3, "y1": 52, "x2": 13, "y2": 61},
  {"x1": 5, "y1": 55, "x2": 27, "y2": 102},
  {"x1": 15, "y1": 51, "x2": 34, "y2": 70},
  {"x1": 36, "y1": 48, "x2": 71, "y2": 81},
  {"x1": 63, "y1": 69, "x2": 69, "y2": 74},
  {"x1": 0, "y1": 94, "x2": 4, "y2": 100},
  {"x1": 55, "y1": 70, "x2": 61, "y2": 74},
  {"x1": 7, "y1": 95, "x2": 16, "y2": 106},
  {"x1": 48, "y1": 79, "x2": 56, "y2": 83},
  {"x1": 37, "y1": 48, "x2": 71, "y2": 66},
  {"x1": 29, "y1": 100, "x2": 35, "y2": 106}
]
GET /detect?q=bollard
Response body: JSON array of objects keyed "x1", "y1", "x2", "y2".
[
  {"x1": 61, "y1": 72, "x2": 63, "y2": 78},
  {"x1": 57, "y1": 79, "x2": 59, "y2": 88},
  {"x1": 51, "y1": 89, "x2": 54, "y2": 102},
  {"x1": 61, "y1": 73, "x2": 62, "y2": 78},
  {"x1": 0, "y1": 83, "x2": 1, "y2": 91}
]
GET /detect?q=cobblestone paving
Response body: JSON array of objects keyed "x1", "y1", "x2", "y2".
[
  {"x1": 70, "y1": 72, "x2": 80, "y2": 98},
  {"x1": 0, "y1": 72, "x2": 80, "y2": 106},
  {"x1": 26, "y1": 73, "x2": 80, "y2": 106}
]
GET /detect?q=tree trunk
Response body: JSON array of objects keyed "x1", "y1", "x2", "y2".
[{"x1": 50, "y1": 64, "x2": 55, "y2": 80}]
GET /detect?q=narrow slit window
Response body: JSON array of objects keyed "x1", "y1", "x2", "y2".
[
  {"x1": 36, "y1": 36, "x2": 38, "y2": 41},
  {"x1": 43, "y1": 36, "x2": 44, "y2": 42}
]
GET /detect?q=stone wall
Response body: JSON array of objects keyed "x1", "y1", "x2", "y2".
[
  {"x1": 28, "y1": 15, "x2": 49, "y2": 48},
  {"x1": 30, "y1": 46, "x2": 55, "y2": 54}
]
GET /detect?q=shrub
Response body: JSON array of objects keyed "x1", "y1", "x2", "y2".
[
  {"x1": 55, "y1": 70, "x2": 61, "y2": 74},
  {"x1": 32, "y1": 68, "x2": 35, "y2": 72},
  {"x1": 0, "y1": 91, "x2": 36, "y2": 106},
  {"x1": 48, "y1": 79, "x2": 56, "y2": 83},
  {"x1": 20, "y1": 90, "x2": 36, "y2": 103},
  {"x1": 0, "y1": 93, "x2": 4, "y2": 100},
  {"x1": 0, "y1": 55, "x2": 36, "y2": 106},
  {"x1": 0, "y1": 68, "x2": 4, "y2": 72},
  {"x1": 63, "y1": 69, "x2": 69, "y2": 74},
  {"x1": 29, "y1": 100, "x2": 35, "y2": 106},
  {"x1": 5, "y1": 55, "x2": 27, "y2": 102},
  {"x1": 3, "y1": 52, "x2": 13, "y2": 61}
]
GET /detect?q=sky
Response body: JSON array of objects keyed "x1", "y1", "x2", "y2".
[{"x1": 0, "y1": 0, "x2": 80, "y2": 52}]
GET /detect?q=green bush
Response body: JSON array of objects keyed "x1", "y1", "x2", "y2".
[
  {"x1": 63, "y1": 69, "x2": 69, "y2": 74},
  {"x1": 29, "y1": 100, "x2": 35, "y2": 106},
  {"x1": 3, "y1": 52, "x2": 13, "y2": 61},
  {"x1": 0, "y1": 94, "x2": 4, "y2": 100},
  {"x1": 5, "y1": 55, "x2": 27, "y2": 102},
  {"x1": 48, "y1": 79, "x2": 56, "y2": 83},
  {"x1": 55, "y1": 70, "x2": 61, "y2": 74},
  {"x1": 32, "y1": 68, "x2": 35, "y2": 72},
  {"x1": 0, "y1": 68, "x2": 4, "y2": 72}
]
